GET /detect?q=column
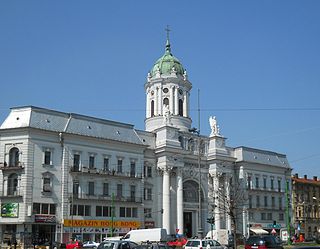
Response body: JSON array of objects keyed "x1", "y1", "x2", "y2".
[
  {"x1": 170, "y1": 86, "x2": 174, "y2": 114},
  {"x1": 175, "y1": 88, "x2": 179, "y2": 115},
  {"x1": 183, "y1": 92, "x2": 187, "y2": 117},
  {"x1": 163, "y1": 168, "x2": 171, "y2": 234},
  {"x1": 159, "y1": 86, "x2": 163, "y2": 115},
  {"x1": 214, "y1": 175, "x2": 220, "y2": 230},
  {"x1": 146, "y1": 91, "x2": 150, "y2": 118},
  {"x1": 226, "y1": 176, "x2": 232, "y2": 232},
  {"x1": 155, "y1": 87, "x2": 159, "y2": 116},
  {"x1": 177, "y1": 169, "x2": 183, "y2": 235}
]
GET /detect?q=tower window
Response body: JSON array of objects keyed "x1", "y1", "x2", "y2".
[
  {"x1": 179, "y1": 99, "x2": 183, "y2": 116},
  {"x1": 151, "y1": 100, "x2": 155, "y2": 117},
  {"x1": 163, "y1": 88, "x2": 169, "y2": 93},
  {"x1": 163, "y1": 98, "x2": 169, "y2": 106}
]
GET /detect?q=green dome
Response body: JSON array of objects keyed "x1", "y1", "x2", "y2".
[{"x1": 150, "y1": 39, "x2": 185, "y2": 77}]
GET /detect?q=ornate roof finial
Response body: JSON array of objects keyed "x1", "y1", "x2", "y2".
[{"x1": 165, "y1": 25, "x2": 171, "y2": 53}]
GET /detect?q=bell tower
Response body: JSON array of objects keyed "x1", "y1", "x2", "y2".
[{"x1": 145, "y1": 33, "x2": 192, "y2": 132}]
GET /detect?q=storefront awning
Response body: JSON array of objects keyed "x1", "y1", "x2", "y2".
[{"x1": 250, "y1": 228, "x2": 269, "y2": 235}]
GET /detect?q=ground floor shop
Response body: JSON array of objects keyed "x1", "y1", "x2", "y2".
[{"x1": 59, "y1": 219, "x2": 141, "y2": 243}]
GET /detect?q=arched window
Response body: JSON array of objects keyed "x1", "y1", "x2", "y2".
[
  {"x1": 178, "y1": 136, "x2": 184, "y2": 149},
  {"x1": 183, "y1": 180, "x2": 203, "y2": 203},
  {"x1": 8, "y1": 173, "x2": 18, "y2": 196},
  {"x1": 188, "y1": 138, "x2": 195, "y2": 151},
  {"x1": 151, "y1": 100, "x2": 154, "y2": 117},
  {"x1": 9, "y1": 147, "x2": 20, "y2": 167},
  {"x1": 163, "y1": 98, "x2": 169, "y2": 106},
  {"x1": 178, "y1": 99, "x2": 183, "y2": 116}
]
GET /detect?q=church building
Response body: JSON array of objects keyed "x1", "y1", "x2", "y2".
[{"x1": 0, "y1": 37, "x2": 292, "y2": 247}]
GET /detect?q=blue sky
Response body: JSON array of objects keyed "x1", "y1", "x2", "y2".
[{"x1": 0, "y1": 1, "x2": 319, "y2": 177}]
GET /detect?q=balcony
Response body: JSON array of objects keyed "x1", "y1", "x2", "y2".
[
  {"x1": 71, "y1": 193, "x2": 142, "y2": 203},
  {"x1": 69, "y1": 166, "x2": 142, "y2": 179},
  {"x1": 0, "y1": 187, "x2": 23, "y2": 198},
  {"x1": 0, "y1": 162, "x2": 24, "y2": 171}
]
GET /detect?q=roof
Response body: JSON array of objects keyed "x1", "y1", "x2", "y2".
[
  {"x1": 292, "y1": 176, "x2": 320, "y2": 186},
  {"x1": 0, "y1": 106, "x2": 145, "y2": 145},
  {"x1": 150, "y1": 39, "x2": 185, "y2": 77}
]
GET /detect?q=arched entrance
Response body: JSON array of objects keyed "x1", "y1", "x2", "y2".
[{"x1": 183, "y1": 180, "x2": 204, "y2": 238}]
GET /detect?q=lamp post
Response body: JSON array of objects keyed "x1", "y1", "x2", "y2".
[{"x1": 189, "y1": 127, "x2": 202, "y2": 238}]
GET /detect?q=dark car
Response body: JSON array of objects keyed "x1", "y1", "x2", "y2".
[
  {"x1": 245, "y1": 235, "x2": 283, "y2": 249},
  {"x1": 135, "y1": 242, "x2": 173, "y2": 249},
  {"x1": 97, "y1": 240, "x2": 137, "y2": 249}
]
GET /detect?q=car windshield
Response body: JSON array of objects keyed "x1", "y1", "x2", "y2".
[
  {"x1": 98, "y1": 242, "x2": 115, "y2": 249},
  {"x1": 246, "y1": 237, "x2": 265, "y2": 245},
  {"x1": 186, "y1": 241, "x2": 200, "y2": 247}
]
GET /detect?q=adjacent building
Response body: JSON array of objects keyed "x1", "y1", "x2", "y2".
[
  {"x1": 0, "y1": 37, "x2": 292, "y2": 247},
  {"x1": 292, "y1": 174, "x2": 320, "y2": 240}
]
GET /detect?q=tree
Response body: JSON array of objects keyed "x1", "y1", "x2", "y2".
[{"x1": 211, "y1": 169, "x2": 247, "y2": 249}]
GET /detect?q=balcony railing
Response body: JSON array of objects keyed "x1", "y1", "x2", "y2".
[
  {"x1": 71, "y1": 193, "x2": 142, "y2": 203},
  {"x1": 0, "y1": 162, "x2": 24, "y2": 171},
  {"x1": 0, "y1": 187, "x2": 22, "y2": 197},
  {"x1": 69, "y1": 166, "x2": 142, "y2": 178}
]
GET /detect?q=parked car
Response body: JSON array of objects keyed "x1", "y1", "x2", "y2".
[
  {"x1": 97, "y1": 240, "x2": 137, "y2": 249},
  {"x1": 83, "y1": 241, "x2": 100, "y2": 248},
  {"x1": 245, "y1": 235, "x2": 283, "y2": 249},
  {"x1": 135, "y1": 242, "x2": 173, "y2": 249},
  {"x1": 167, "y1": 237, "x2": 187, "y2": 247},
  {"x1": 184, "y1": 239, "x2": 224, "y2": 249},
  {"x1": 66, "y1": 240, "x2": 83, "y2": 249}
]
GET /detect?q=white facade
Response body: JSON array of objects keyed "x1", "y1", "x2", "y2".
[{"x1": 0, "y1": 38, "x2": 292, "y2": 248}]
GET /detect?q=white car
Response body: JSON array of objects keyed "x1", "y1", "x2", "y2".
[
  {"x1": 83, "y1": 241, "x2": 100, "y2": 249},
  {"x1": 184, "y1": 239, "x2": 224, "y2": 249}
]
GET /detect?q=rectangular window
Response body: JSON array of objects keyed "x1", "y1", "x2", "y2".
[
  {"x1": 144, "y1": 188, "x2": 152, "y2": 200},
  {"x1": 147, "y1": 166, "x2": 152, "y2": 177},
  {"x1": 279, "y1": 213, "x2": 284, "y2": 221},
  {"x1": 255, "y1": 177, "x2": 259, "y2": 188},
  {"x1": 73, "y1": 181, "x2": 79, "y2": 197},
  {"x1": 44, "y1": 151, "x2": 51, "y2": 165},
  {"x1": 271, "y1": 178, "x2": 274, "y2": 190},
  {"x1": 89, "y1": 155, "x2": 95, "y2": 169},
  {"x1": 96, "y1": 206, "x2": 102, "y2": 216},
  {"x1": 85, "y1": 205, "x2": 91, "y2": 216},
  {"x1": 120, "y1": 207, "x2": 126, "y2": 217},
  {"x1": 117, "y1": 159, "x2": 122, "y2": 173},
  {"x1": 145, "y1": 208, "x2": 152, "y2": 218},
  {"x1": 247, "y1": 176, "x2": 252, "y2": 189},
  {"x1": 73, "y1": 154, "x2": 80, "y2": 171},
  {"x1": 130, "y1": 185, "x2": 136, "y2": 200},
  {"x1": 43, "y1": 177, "x2": 51, "y2": 192},
  {"x1": 103, "y1": 206, "x2": 111, "y2": 217},
  {"x1": 120, "y1": 207, "x2": 138, "y2": 218},
  {"x1": 264, "y1": 196, "x2": 268, "y2": 207},
  {"x1": 261, "y1": 213, "x2": 266, "y2": 220},
  {"x1": 33, "y1": 203, "x2": 41, "y2": 214},
  {"x1": 41, "y1": 203, "x2": 49, "y2": 214},
  {"x1": 50, "y1": 204, "x2": 56, "y2": 215},
  {"x1": 271, "y1": 196, "x2": 275, "y2": 208},
  {"x1": 249, "y1": 195, "x2": 252, "y2": 209},
  {"x1": 256, "y1": 196, "x2": 260, "y2": 208},
  {"x1": 278, "y1": 179, "x2": 281, "y2": 192},
  {"x1": 130, "y1": 162, "x2": 136, "y2": 177},
  {"x1": 78, "y1": 205, "x2": 84, "y2": 216},
  {"x1": 263, "y1": 178, "x2": 267, "y2": 189},
  {"x1": 279, "y1": 197, "x2": 282, "y2": 210},
  {"x1": 104, "y1": 158, "x2": 109, "y2": 171},
  {"x1": 88, "y1": 182, "x2": 95, "y2": 196},
  {"x1": 103, "y1": 183, "x2": 109, "y2": 196},
  {"x1": 117, "y1": 184, "x2": 123, "y2": 198},
  {"x1": 267, "y1": 213, "x2": 272, "y2": 220}
]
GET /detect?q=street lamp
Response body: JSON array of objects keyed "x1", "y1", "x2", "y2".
[{"x1": 189, "y1": 127, "x2": 203, "y2": 238}]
